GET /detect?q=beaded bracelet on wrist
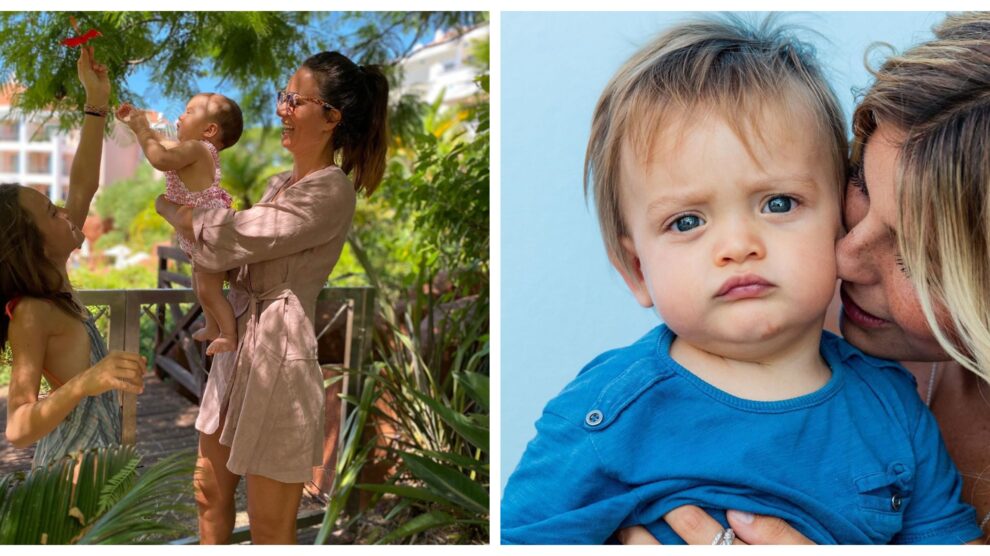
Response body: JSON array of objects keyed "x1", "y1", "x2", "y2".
[{"x1": 84, "y1": 103, "x2": 108, "y2": 117}]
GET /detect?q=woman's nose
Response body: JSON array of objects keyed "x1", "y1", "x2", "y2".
[{"x1": 836, "y1": 219, "x2": 882, "y2": 285}]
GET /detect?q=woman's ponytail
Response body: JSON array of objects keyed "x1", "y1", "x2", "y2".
[
  {"x1": 303, "y1": 52, "x2": 390, "y2": 195},
  {"x1": 347, "y1": 64, "x2": 389, "y2": 195}
]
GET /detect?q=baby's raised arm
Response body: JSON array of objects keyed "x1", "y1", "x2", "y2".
[{"x1": 116, "y1": 104, "x2": 206, "y2": 172}]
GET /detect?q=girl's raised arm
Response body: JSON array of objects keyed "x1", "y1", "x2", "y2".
[{"x1": 65, "y1": 46, "x2": 110, "y2": 230}]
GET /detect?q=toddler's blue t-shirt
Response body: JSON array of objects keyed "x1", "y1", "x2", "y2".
[{"x1": 501, "y1": 325, "x2": 981, "y2": 544}]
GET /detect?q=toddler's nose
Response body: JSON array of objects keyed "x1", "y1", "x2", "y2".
[{"x1": 714, "y1": 220, "x2": 765, "y2": 265}]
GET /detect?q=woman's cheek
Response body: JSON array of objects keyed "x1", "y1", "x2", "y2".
[{"x1": 888, "y1": 272, "x2": 936, "y2": 338}]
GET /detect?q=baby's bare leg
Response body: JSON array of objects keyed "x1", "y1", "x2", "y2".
[
  {"x1": 191, "y1": 271, "x2": 219, "y2": 342},
  {"x1": 194, "y1": 270, "x2": 237, "y2": 356}
]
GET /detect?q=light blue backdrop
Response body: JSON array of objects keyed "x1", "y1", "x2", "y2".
[{"x1": 500, "y1": 11, "x2": 948, "y2": 491}]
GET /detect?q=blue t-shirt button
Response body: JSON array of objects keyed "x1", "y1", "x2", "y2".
[
  {"x1": 585, "y1": 410, "x2": 604, "y2": 426},
  {"x1": 890, "y1": 494, "x2": 903, "y2": 511}
]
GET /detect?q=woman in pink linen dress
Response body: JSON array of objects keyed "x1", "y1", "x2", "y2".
[{"x1": 155, "y1": 51, "x2": 389, "y2": 544}]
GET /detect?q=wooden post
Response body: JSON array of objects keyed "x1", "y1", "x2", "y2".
[
  {"x1": 121, "y1": 290, "x2": 142, "y2": 445},
  {"x1": 77, "y1": 290, "x2": 135, "y2": 445}
]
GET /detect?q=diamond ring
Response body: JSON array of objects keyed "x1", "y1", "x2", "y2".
[{"x1": 711, "y1": 527, "x2": 736, "y2": 545}]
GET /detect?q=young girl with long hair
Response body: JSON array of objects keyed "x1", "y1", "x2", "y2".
[{"x1": 1, "y1": 47, "x2": 145, "y2": 467}]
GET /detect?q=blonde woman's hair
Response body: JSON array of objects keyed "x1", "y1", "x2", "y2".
[
  {"x1": 584, "y1": 14, "x2": 848, "y2": 275},
  {"x1": 853, "y1": 12, "x2": 990, "y2": 381}
]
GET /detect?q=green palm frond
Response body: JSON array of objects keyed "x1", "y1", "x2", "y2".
[
  {"x1": 78, "y1": 449, "x2": 195, "y2": 544},
  {"x1": 0, "y1": 454, "x2": 78, "y2": 544},
  {"x1": 95, "y1": 454, "x2": 140, "y2": 515},
  {"x1": 0, "y1": 446, "x2": 196, "y2": 544},
  {"x1": 319, "y1": 285, "x2": 488, "y2": 543}
]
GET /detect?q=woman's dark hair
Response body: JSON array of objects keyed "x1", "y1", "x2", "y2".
[
  {"x1": 303, "y1": 51, "x2": 390, "y2": 195},
  {"x1": 0, "y1": 183, "x2": 84, "y2": 347}
]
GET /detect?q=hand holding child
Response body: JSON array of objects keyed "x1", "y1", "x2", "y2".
[{"x1": 78, "y1": 350, "x2": 146, "y2": 396}]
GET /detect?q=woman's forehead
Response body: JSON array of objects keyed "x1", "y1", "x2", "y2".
[
  {"x1": 288, "y1": 67, "x2": 320, "y2": 92},
  {"x1": 17, "y1": 186, "x2": 49, "y2": 214}
]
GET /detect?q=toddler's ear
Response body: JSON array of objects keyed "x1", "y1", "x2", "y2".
[
  {"x1": 203, "y1": 122, "x2": 219, "y2": 140},
  {"x1": 611, "y1": 237, "x2": 654, "y2": 308}
]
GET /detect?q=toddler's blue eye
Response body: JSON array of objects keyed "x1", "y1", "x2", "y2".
[
  {"x1": 763, "y1": 195, "x2": 794, "y2": 213},
  {"x1": 671, "y1": 214, "x2": 704, "y2": 232}
]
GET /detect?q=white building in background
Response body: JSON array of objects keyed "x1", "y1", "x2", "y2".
[
  {"x1": 0, "y1": 87, "x2": 75, "y2": 203},
  {"x1": 397, "y1": 23, "x2": 489, "y2": 106},
  {"x1": 0, "y1": 85, "x2": 145, "y2": 261},
  {"x1": 0, "y1": 85, "x2": 143, "y2": 204}
]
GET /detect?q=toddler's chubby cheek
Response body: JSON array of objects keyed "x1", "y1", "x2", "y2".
[{"x1": 652, "y1": 297, "x2": 696, "y2": 336}]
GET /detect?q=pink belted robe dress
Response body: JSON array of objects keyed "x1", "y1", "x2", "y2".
[{"x1": 189, "y1": 165, "x2": 355, "y2": 483}]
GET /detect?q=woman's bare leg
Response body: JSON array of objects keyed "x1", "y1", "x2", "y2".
[
  {"x1": 245, "y1": 474, "x2": 304, "y2": 544},
  {"x1": 195, "y1": 424, "x2": 242, "y2": 544},
  {"x1": 194, "y1": 270, "x2": 237, "y2": 355}
]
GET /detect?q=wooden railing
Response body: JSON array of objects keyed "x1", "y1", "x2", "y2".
[{"x1": 77, "y1": 285, "x2": 375, "y2": 449}]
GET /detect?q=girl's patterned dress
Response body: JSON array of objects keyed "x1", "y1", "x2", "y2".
[{"x1": 5, "y1": 298, "x2": 121, "y2": 468}]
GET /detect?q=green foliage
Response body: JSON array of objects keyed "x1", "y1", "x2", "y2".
[
  {"x1": 128, "y1": 204, "x2": 172, "y2": 247},
  {"x1": 0, "y1": 343, "x2": 10, "y2": 388},
  {"x1": 327, "y1": 242, "x2": 374, "y2": 288},
  {"x1": 0, "y1": 445, "x2": 195, "y2": 544},
  {"x1": 318, "y1": 275, "x2": 490, "y2": 544},
  {"x1": 389, "y1": 109, "x2": 490, "y2": 291},
  {"x1": 92, "y1": 230, "x2": 126, "y2": 252},
  {"x1": 92, "y1": 162, "x2": 161, "y2": 248},
  {"x1": 315, "y1": 373, "x2": 379, "y2": 545},
  {"x1": 76, "y1": 449, "x2": 195, "y2": 544},
  {"x1": 360, "y1": 37, "x2": 491, "y2": 296},
  {"x1": 70, "y1": 264, "x2": 156, "y2": 290},
  {"x1": 220, "y1": 126, "x2": 290, "y2": 209},
  {"x1": 0, "y1": 12, "x2": 487, "y2": 127}
]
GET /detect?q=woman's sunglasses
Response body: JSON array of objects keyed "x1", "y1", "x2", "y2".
[{"x1": 276, "y1": 90, "x2": 336, "y2": 112}]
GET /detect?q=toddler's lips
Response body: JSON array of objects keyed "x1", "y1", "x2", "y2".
[
  {"x1": 839, "y1": 288, "x2": 889, "y2": 328},
  {"x1": 715, "y1": 274, "x2": 775, "y2": 300}
]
